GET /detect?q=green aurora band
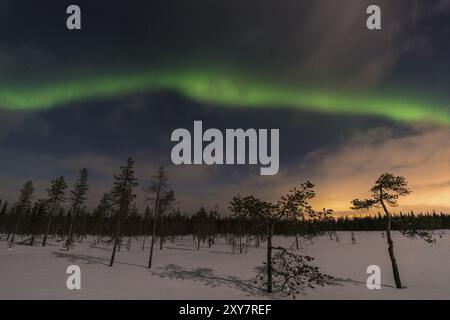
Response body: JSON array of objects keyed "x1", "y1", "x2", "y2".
[{"x1": 0, "y1": 68, "x2": 449, "y2": 125}]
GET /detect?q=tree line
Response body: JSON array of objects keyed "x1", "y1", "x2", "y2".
[
  {"x1": 1, "y1": 197, "x2": 447, "y2": 244},
  {"x1": 0, "y1": 158, "x2": 446, "y2": 295}
]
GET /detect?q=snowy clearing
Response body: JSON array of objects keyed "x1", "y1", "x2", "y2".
[{"x1": 1, "y1": 231, "x2": 449, "y2": 299}]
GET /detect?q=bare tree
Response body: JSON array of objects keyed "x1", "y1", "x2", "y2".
[
  {"x1": 351, "y1": 172, "x2": 411, "y2": 289},
  {"x1": 145, "y1": 166, "x2": 173, "y2": 268}
]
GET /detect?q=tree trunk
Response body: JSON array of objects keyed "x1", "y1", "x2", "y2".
[
  {"x1": 65, "y1": 210, "x2": 76, "y2": 250},
  {"x1": 148, "y1": 211, "x2": 158, "y2": 268},
  {"x1": 239, "y1": 220, "x2": 243, "y2": 254},
  {"x1": 81, "y1": 212, "x2": 88, "y2": 243},
  {"x1": 65, "y1": 220, "x2": 74, "y2": 250},
  {"x1": 142, "y1": 218, "x2": 147, "y2": 250},
  {"x1": 380, "y1": 199, "x2": 402, "y2": 289},
  {"x1": 10, "y1": 216, "x2": 21, "y2": 244},
  {"x1": 159, "y1": 215, "x2": 164, "y2": 250},
  {"x1": 266, "y1": 224, "x2": 273, "y2": 293},
  {"x1": 109, "y1": 216, "x2": 121, "y2": 267},
  {"x1": 42, "y1": 213, "x2": 54, "y2": 247}
]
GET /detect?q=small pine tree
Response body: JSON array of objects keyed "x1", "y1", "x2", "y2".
[
  {"x1": 351, "y1": 231, "x2": 356, "y2": 244},
  {"x1": 230, "y1": 181, "x2": 332, "y2": 293},
  {"x1": 193, "y1": 207, "x2": 208, "y2": 250}
]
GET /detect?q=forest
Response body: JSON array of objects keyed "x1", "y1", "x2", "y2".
[{"x1": 0, "y1": 157, "x2": 446, "y2": 296}]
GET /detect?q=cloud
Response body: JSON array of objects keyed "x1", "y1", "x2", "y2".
[
  {"x1": 0, "y1": 110, "x2": 50, "y2": 141},
  {"x1": 287, "y1": 0, "x2": 450, "y2": 88},
  {"x1": 2, "y1": 1, "x2": 449, "y2": 92},
  {"x1": 291, "y1": 125, "x2": 450, "y2": 213},
  {"x1": 2, "y1": 124, "x2": 450, "y2": 215},
  {"x1": 192, "y1": 124, "x2": 450, "y2": 215}
]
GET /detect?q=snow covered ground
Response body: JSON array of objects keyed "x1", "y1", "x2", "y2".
[{"x1": 1, "y1": 231, "x2": 449, "y2": 299}]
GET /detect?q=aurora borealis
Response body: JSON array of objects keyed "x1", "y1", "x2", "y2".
[
  {"x1": 1, "y1": 67, "x2": 449, "y2": 125},
  {"x1": 1, "y1": 0, "x2": 450, "y2": 214}
]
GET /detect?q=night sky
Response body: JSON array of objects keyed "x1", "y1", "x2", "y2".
[{"x1": 1, "y1": 0, "x2": 450, "y2": 214}]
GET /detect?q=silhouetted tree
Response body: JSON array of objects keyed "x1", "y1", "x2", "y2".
[
  {"x1": 65, "y1": 168, "x2": 89, "y2": 250},
  {"x1": 351, "y1": 231, "x2": 356, "y2": 244},
  {"x1": 43, "y1": 176, "x2": 67, "y2": 247},
  {"x1": 193, "y1": 207, "x2": 208, "y2": 250},
  {"x1": 1, "y1": 201, "x2": 7, "y2": 216},
  {"x1": 254, "y1": 246, "x2": 332, "y2": 298},
  {"x1": 230, "y1": 181, "x2": 331, "y2": 293},
  {"x1": 0, "y1": 200, "x2": 6, "y2": 237},
  {"x1": 157, "y1": 189, "x2": 176, "y2": 250},
  {"x1": 10, "y1": 180, "x2": 35, "y2": 244},
  {"x1": 29, "y1": 199, "x2": 48, "y2": 246},
  {"x1": 145, "y1": 166, "x2": 169, "y2": 269},
  {"x1": 92, "y1": 192, "x2": 114, "y2": 241},
  {"x1": 351, "y1": 172, "x2": 411, "y2": 289},
  {"x1": 109, "y1": 158, "x2": 138, "y2": 266},
  {"x1": 141, "y1": 206, "x2": 151, "y2": 250}
]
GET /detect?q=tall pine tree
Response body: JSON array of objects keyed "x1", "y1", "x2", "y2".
[
  {"x1": 10, "y1": 180, "x2": 35, "y2": 244},
  {"x1": 145, "y1": 166, "x2": 169, "y2": 268},
  {"x1": 65, "y1": 168, "x2": 89, "y2": 250},
  {"x1": 109, "y1": 158, "x2": 138, "y2": 267},
  {"x1": 43, "y1": 176, "x2": 67, "y2": 247}
]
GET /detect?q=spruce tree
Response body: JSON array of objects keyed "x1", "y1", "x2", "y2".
[
  {"x1": 65, "y1": 168, "x2": 89, "y2": 250},
  {"x1": 1, "y1": 200, "x2": 8, "y2": 216},
  {"x1": 109, "y1": 158, "x2": 138, "y2": 267},
  {"x1": 43, "y1": 176, "x2": 67, "y2": 247},
  {"x1": 10, "y1": 180, "x2": 35, "y2": 244}
]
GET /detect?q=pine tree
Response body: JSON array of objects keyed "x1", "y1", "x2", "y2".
[
  {"x1": 10, "y1": 180, "x2": 35, "y2": 244},
  {"x1": 65, "y1": 168, "x2": 89, "y2": 250},
  {"x1": 351, "y1": 172, "x2": 411, "y2": 289},
  {"x1": 43, "y1": 176, "x2": 67, "y2": 247},
  {"x1": 1, "y1": 200, "x2": 8, "y2": 216},
  {"x1": 141, "y1": 206, "x2": 151, "y2": 250},
  {"x1": 92, "y1": 192, "x2": 114, "y2": 241},
  {"x1": 29, "y1": 199, "x2": 48, "y2": 246},
  {"x1": 193, "y1": 207, "x2": 208, "y2": 250},
  {"x1": 145, "y1": 166, "x2": 170, "y2": 268},
  {"x1": 0, "y1": 200, "x2": 6, "y2": 238},
  {"x1": 230, "y1": 181, "x2": 331, "y2": 293},
  {"x1": 109, "y1": 158, "x2": 138, "y2": 267},
  {"x1": 157, "y1": 190, "x2": 176, "y2": 250},
  {"x1": 351, "y1": 231, "x2": 356, "y2": 244}
]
